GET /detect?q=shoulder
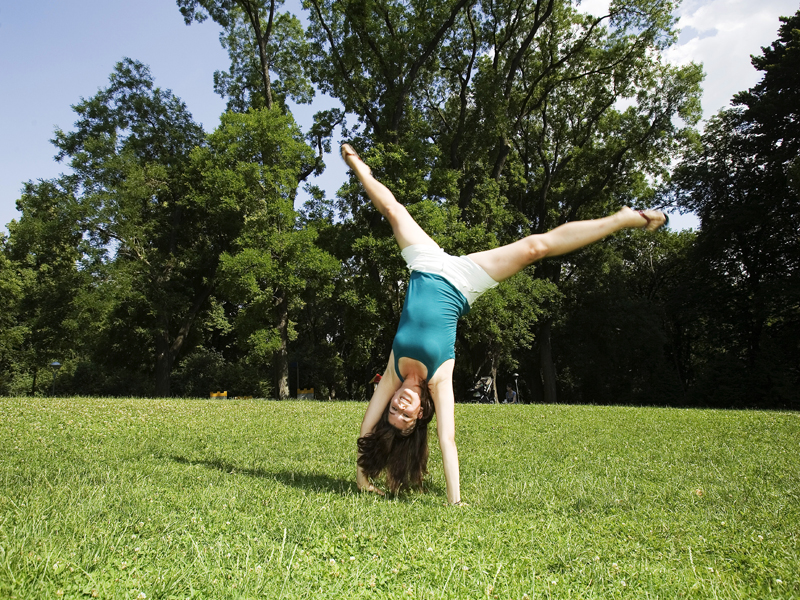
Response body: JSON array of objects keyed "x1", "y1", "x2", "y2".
[
  {"x1": 385, "y1": 350, "x2": 403, "y2": 385},
  {"x1": 428, "y1": 360, "x2": 455, "y2": 408},
  {"x1": 428, "y1": 359, "x2": 454, "y2": 387}
]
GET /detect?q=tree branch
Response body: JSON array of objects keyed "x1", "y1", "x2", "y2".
[
  {"x1": 308, "y1": 0, "x2": 381, "y2": 133},
  {"x1": 391, "y1": 0, "x2": 474, "y2": 132}
]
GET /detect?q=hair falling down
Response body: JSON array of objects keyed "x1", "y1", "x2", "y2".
[{"x1": 357, "y1": 381, "x2": 435, "y2": 493}]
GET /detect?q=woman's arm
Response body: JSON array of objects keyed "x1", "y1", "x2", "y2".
[
  {"x1": 430, "y1": 364, "x2": 461, "y2": 504},
  {"x1": 357, "y1": 352, "x2": 401, "y2": 493},
  {"x1": 359, "y1": 352, "x2": 401, "y2": 437}
]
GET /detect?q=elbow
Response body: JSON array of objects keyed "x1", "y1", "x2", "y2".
[
  {"x1": 384, "y1": 202, "x2": 409, "y2": 224},
  {"x1": 524, "y1": 235, "x2": 550, "y2": 263},
  {"x1": 440, "y1": 429, "x2": 456, "y2": 450}
]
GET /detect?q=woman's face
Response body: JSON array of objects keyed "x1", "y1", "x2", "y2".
[{"x1": 388, "y1": 385, "x2": 423, "y2": 432}]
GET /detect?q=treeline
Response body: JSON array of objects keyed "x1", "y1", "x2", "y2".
[{"x1": 0, "y1": 1, "x2": 797, "y2": 409}]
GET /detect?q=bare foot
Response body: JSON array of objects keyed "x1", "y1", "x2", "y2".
[
  {"x1": 341, "y1": 143, "x2": 371, "y2": 176},
  {"x1": 622, "y1": 207, "x2": 669, "y2": 231}
]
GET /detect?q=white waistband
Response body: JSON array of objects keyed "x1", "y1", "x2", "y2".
[{"x1": 400, "y1": 245, "x2": 498, "y2": 306}]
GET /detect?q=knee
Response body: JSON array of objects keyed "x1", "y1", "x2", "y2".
[
  {"x1": 441, "y1": 430, "x2": 456, "y2": 449},
  {"x1": 523, "y1": 235, "x2": 550, "y2": 264},
  {"x1": 383, "y1": 201, "x2": 408, "y2": 223}
]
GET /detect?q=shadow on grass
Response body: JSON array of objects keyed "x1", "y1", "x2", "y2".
[
  {"x1": 170, "y1": 455, "x2": 357, "y2": 494},
  {"x1": 168, "y1": 455, "x2": 444, "y2": 502}
]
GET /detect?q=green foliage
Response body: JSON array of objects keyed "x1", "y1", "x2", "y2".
[
  {"x1": 2, "y1": 3, "x2": 796, "y2": 407},
  {"x1": 171, "y1": 346, "x2": 269, "y2": 397},
  {"x1": 179, "y1": 0, "x2": 314, "y2": 112},
  {"x1": 457, "y1": 271, "x2": 558, "y2": 400},
  {"x1": 1, "y1": 397, "x2": 798, "y2": 597},
  {"x1": 0, "y1": 235, "x2": 25, "y2": 395},
  {"x1": 555, "y1": 228, "x2": 697, "y2": 405},
  {"x1": 44, "y1": 59, "x2": 220, "y2": 396},
  {"x1": 3, "y1": 179, "x2": 99, "y2": 396},
  {"x1": 733, "y1": 10, "x2": 800, "y2": 164},
  {"x1": 304, "y1": 0, "x2": 703, "y2": 400},
  {"x1": 196, "y1": 107, "x2": 339, "y2": 397},
  {"x1": 216, "y1": 9, "x2": 314, "y2": 110},
  {"x1": 669, "y1": 9, "x2": 800, "y2": 408}
]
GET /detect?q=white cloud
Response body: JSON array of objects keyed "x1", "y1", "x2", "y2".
[
  {"x1": 576, "y1": 0, "x2": 613, "y2": 16},
  {"x1": 573, "y1": 0, "x2": 797, "y2": 229},
  {"x1": 666, "y1": 0, "x2": 798, "y2": 120},
  {"x1": 574, "y1": 0, "x2": 797, "y2": 121}
]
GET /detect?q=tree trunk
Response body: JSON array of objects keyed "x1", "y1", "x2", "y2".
[
  {"x1": 155, "y1": 325, "x2": 172, "y2": 397},
  {"x1": 154, "y1": 285, "x2": 213, "y2": 397},
  {"x1": 747, "y1": 285, "x2": 764, "y2": 371},
  {"x1": 528, "y1": 361, "x2": 545, "y2": 404},
  {"x1": 491, "y1": 355, "x2": 499, "y2": 404},
  {"x1": 275, "y1": 291, "x2": 290, "y2": 399},
  {"x1": 670, "y1": 323, "x2": 689, "y2": 401},
  {"x1": 539, "y1": 319, "x2": 558, "y2": 404},
  {"x1": 241, "y1": 0, "x2": 275, "y2": 110},
  {"x1": 533, "y1": 261, "x2": 561, "y2": 404},
  {"x1": 491, "y1": 138, "x2": 511, "y2": 181},
  {"x1": 30, "y1": 366, "x2": 38, "y2": 396}
]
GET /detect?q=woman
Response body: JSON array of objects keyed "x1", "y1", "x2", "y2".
[{"x1": 343, "y1": 144, "x2": 668, "y2": 505}]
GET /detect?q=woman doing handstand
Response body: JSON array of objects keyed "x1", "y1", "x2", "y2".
[{"x1": 343, "y1": 144, "x2": 668, "y2": 505}]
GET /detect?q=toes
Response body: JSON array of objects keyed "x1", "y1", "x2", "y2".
[
  {"x1": 651, "y1": 211, "x2": 668, "y2": 230},
  {"x1": 341, "y1": 144, "x2": 371, "y2": 175},
  {"x1": 643, "y1": 210, "x2": 668, "y2": 231},
  {"x1": 632, "y1": 208, "x2": 667, "y2": 231},
  {"x1": 341, "y1": 143, "x2": 360, "y2": 167}
]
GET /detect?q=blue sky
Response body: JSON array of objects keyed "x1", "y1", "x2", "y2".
[{"x1": 1, "y1": 0, "x2": 798, "y2": 234}]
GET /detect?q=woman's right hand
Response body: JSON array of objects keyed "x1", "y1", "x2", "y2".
[
  {"x1": 357, "y1": 467, "x2": 385, "y2": 496},
  {"x1": 360, "y1": 482, "x2": 386, "y2": 496}
]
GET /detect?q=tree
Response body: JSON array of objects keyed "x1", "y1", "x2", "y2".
[
  {"x1": 178, "y1": 0, "x2": 347, "y2": 397},
  {"x1": 51, "y1": 59, "x2": 229, "y2": 396},
  {"x1": 733, "y1": 10, "x2": 800, "y2": 169},
  {"x1": 179, "y1": 0, "x2": 342, "y2": 174},
  {"x1": 670, "y1": 10, "x2": 800, "y2": 407},
  {"x1": 457, "y1": 273, "x2": 554, "y2": 402},
  {"x1": 0, "y1": 234, "x2": 26, "y2": 394},
  {"x1": 459, "y1": 1, "x2": 701, "y2": 402},
  {"x1": 304, "y1": 0, "x2": 702, "y2": 401},
  {"x1": 4, "y1": 179, "x2": 98, "y2": 395},
  {"x1": 554, "y1": 228, "x2": 698, "y2": 405},
  {"x1": 179, "y1": 0, "x2": 292, "y2": 110},
  {"x1": 192, "y1": 108, "x2": 339, "y2": 398},
  {"x1": 177, "y1": 0, "x2": 351, "y2": 182}
]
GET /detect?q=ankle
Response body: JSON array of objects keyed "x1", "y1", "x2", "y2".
[
  {"x1": 617, "y1": 207, "x2": 640, "y2": 229},
  {"x1": 352, "y1": 159, "x2": 371, "y2": 175}
]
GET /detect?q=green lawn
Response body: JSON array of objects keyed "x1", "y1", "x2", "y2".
[{"x1": 0, "y1": 397, "x2": 798, "y2": 599}]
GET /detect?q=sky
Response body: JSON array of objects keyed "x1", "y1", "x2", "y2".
[{"x1": 1, "y1": 0, "x2": 798, "y2": 234}]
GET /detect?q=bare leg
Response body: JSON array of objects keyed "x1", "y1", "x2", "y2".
[
  {"x1": 469, "y1": 207, "x2": 668, "y2": 282},
  {"x1": 342, "y1": 144, "x2": 437, "y2": 250}
]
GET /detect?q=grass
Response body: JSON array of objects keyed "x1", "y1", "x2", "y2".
[{"x1": 0, "y1": 397, "x2": 798, "y2": 599}]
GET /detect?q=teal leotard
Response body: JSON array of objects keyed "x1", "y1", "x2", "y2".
[{"x1": 392, "y1": 271, "x2": 470, "y2": 380}]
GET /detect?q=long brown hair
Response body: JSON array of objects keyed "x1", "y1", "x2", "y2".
[{"x1": 357, "y1": 381, "x2": 435, "y2": 494}]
